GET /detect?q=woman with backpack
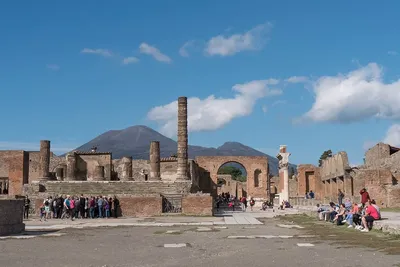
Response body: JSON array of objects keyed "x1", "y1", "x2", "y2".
[{"x1": 249, "y1": 198, "x2": 255, "y2": 211}]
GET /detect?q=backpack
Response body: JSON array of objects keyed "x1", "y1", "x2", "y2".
[{"x1": 45, "y1": 200, "x2": 49, "y2": 206}]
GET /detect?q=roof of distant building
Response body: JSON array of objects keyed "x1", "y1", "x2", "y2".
[{"x1": 74, "y1": 151, "x2": 112, "y2": 155}]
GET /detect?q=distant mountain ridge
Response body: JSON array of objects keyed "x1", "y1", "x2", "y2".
[{"x1": 71, "y1": 125, "x2": 296, "y2": 175}]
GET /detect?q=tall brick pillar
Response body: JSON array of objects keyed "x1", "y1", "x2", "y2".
[
  {"x1": 94, "y1": 166, "x2": 105, "y2": 181},
  {"x1": 149, "y1": 141, "x2": 161, "y2": 180},
  {"x1": 120, "y1": 157, "x2": 133, "y2": 180},
  {"x1": 39, "y1": 140, "x2": 51, "y2": 180},
  {"x1": 176, "y1": 96, "x2": 189, "y2": 181},
  {"x1": 66, "y1": 153, "x2": 76, "y2": 181}
]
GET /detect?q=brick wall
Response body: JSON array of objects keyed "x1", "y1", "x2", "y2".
[
  {"x1": 0, "y1": 199, "x2": 25, "y2": 235},
  {"x1": 0, "y1": 151, "x2": 28, "y2": 196},
  {"x1": 28, "y1": 152, "x2": 65, "y2": 182},
  {"x1": 182, "y1": 194, "x2": 213, "y2": 216},
  {"x1": 119, "y1": 196, "x2": 162, "y2": 217}
]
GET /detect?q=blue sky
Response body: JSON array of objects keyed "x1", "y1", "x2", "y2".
[{"x1": 1, "y1": 1, "x2": 400, "y2": 165}]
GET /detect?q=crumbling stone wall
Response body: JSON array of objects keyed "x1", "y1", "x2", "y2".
[
  {"x1": 28, "y1": 152, "x2": 65, "y2": 182},
  {"x1": 365, "y1": 143, "x2": 400, "y2": 180},
  {"x1": 75, "y1": 154, "x2": 112, "y2": 181},
  {"x1": 297, "y1": 164, "x2": 322, "y2": 199},
  {"x1": 0, "y1": 151, "x2": 29, "y2": 196},
  {"x1": 0, "y1": 199, "x2": 25, "y2": 235}
]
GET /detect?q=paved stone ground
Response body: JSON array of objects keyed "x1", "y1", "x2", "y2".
[{"x1": 2, "y1": 217, "x2": 400, "y2": 267}]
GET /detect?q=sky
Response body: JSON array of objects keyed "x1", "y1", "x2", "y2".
[{"x1": 1, "y1": 1, "x2": 400, "y2": 165}]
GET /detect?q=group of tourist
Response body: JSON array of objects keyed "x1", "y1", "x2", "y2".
[
  {"x1": 216, "y1": 192, "x2": 273, "y2": 212},
  {"x1": 24, "y1": 195, "x2": 120, "y2": 221},
  {"x1": 317, "y1": 188, "x2": 380, "y2": 232}
]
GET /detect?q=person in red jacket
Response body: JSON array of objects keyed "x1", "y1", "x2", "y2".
[{"x1": 360, "y1": 188, "x2": 370, "y2": 208}]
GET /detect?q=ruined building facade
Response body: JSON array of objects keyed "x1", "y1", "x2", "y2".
[
  {"x1": 0, "y1": 96, "x2": 272, "y2": 216},
  {"x1": 291, "y1": 143, "x2": 400, "y2": 207}
]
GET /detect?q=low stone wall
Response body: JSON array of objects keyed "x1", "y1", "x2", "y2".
[
  {"x1": 182, "y1": 194, "x2": 213, "y2": 216},
  {"x1": 0, "y1": 199, "x2": 25, "y2": 235},
  {"x1": 119, "y1": 196, "x2": 162, "y2": 217},
  {"x1": 289, "y1": 197, "x2": 322, "y2": 207}
]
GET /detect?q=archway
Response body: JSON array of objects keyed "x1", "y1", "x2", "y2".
[
  {"x1": 217, "y1": 162, "x2": 247, "y2": 198},
  {"x1": 195, "y1": 156, "x2": 269, "y2": 200}
]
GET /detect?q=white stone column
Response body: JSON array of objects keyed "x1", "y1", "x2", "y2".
[{"x1": 277, "y1": 145, "x2": 291, "y2": 204}]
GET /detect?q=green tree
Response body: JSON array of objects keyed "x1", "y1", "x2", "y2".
[
  {"x1": 217, "y1": 166, "x2": 246, "y2": 181},
  {"x1": 318, "y1": 150, "x2": 333, "y2": 167}
]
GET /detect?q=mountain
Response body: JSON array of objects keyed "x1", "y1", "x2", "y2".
[{"x1": 71, "y1": 125, "x2": 296, "y2": 175}]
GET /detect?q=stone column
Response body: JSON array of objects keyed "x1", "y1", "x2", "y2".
[
  {"x1": 66, "y1": 153, "x2": 76, "y2": 181},
  {"x1": 55, "y1": 168, "x2": 64, "y2": 181},
  {"x1": 94, "y1": 166, "x2": 105, "y2": 181},
  {"x1": 39, "y1": 140, "x2": 51, "y2": 180},
  {"x1": 277, "y1": 145, "x2": 290, "y2": 204},
  {"x1": 120, "y1": 157, "x2": 133, "y2": 180},
  {"x1": 176, "y1": 96, "x2": 189, "y2": 180},
  {"x1": 149, "y1": 141, "x2": 161, "y2": 180}
]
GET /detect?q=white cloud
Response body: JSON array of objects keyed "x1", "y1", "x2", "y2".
[
  {"x1": 122, "y1": 57, "x2": 139, "y2": 65},
  {"x1": 301, "y1": 63, "x2": 400, "y2": 123},
  {"x1": 285, "y1": 76, "x2": 309, "y2": 83},
  {"x1": 139, "y1": 43, "x2": 172, "y2": 63},
  {"x1": 179, "y1": 41, "x2": 195, "y2": 57},
  {"x1": 46, "y1": 64, "x2": 60, "y2": 71},
  {"x1": 147, "y1": 79, "x2": 281, "y2": 137},
  {"x1": 388, "y1": 51, "x2": 398, "y2": 56},
  {"x1": 262, "y1": 105, "x2": 268, "y2": 113},
  {"x1": 0, "y1": 141, "x2": 75, "y2": 154},
  {"x1": 383, "y1": 124, "x2": 400, "y2": 147},
  {"x1": 81, "y1": 48, "x2": 113, "y2": 57},
  {"x1": 205, "y1": 23, "x2": 272, "y2": 56}
]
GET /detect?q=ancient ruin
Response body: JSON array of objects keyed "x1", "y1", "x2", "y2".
[{"x1": 277, "y1": 145, "x2": 290, "y2": 203}]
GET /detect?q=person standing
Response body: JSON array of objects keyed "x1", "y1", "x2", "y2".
[
  {"x1": 97, "y1": 196, "x2": 103, "y2": 218},
  {"x1": 24, "y1": 196, "x2": 30, "y2": 219},
  {"x1": 113, "y1": 196, "x2": 120, "y2": 218},
  {"x1": 360, "y1": 188, "x2": 371, "y2": 208},
  {"x1": 338, "y1": 189, "x2": 344, "y2": 205}
]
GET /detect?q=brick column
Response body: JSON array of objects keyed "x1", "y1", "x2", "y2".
[
  {"x1": 149, "y1": 141, "x2": 161, "y2": 180},
  {"x1": 66, "y1": 153, "x2": 76, "y2": 181},
  {"x1": 176, "y1": 96, "x2": 189, "y2": 181},
  {"x1": 39, "y1": 140, "x2": 51, "y2": 180},
  {"x1": 120, "y1": 157, "x2": 133, "y2": 180},
  {"x1": 94, "y1": 166, "x2": 105, "y2": 181}
]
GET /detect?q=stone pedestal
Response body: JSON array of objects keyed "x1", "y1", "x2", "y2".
[
  {"x1": 38, "y1": 140, "x2": 51, "y2": 181},
  {"x1": 94, "y1": 166, "x2": 105, "y2": 181},
  {"x1": 277, "y1": 145, "x2": 291, "y2": 204},
  {"x1": 176, "y1": 96, "x2": 189, "y2": 181},
  {"x1": 120, "y1": 157, "x2": 133, "y2": 181},
  {"x1": 66, "y1": 153, "x2": 76, "y2": 181}
]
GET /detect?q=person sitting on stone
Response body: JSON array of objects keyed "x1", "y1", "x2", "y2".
[
  {"x1": 333, "y1": 204, "x2": 346, "y2": 225},
  {"x1": 360, "y1": 201, "x2": 380, "y2": 232},
  {"x1": 370, "y1": 199, "x2": 381, "y2": 220},
  {"x1": 343, "y1": 202, "x2": 359, "y2": 228},
  {"x1": 321, "y1": 202, "x2": 335, "y2": 221},
  {"x1": 308, "y1": 190, "x2": 315, "y2": 199},
  {"x1": 344, "y1": 198, "x2": 352, "y2": 211}
]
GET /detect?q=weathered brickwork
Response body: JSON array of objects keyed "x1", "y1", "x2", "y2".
[
  {"x1": 0, "y1": 151, "x2": 29, "y2": 196},
  {"x1": 182, "y1": 194, "x2": 213, "y2": 216},
  {"x1": 297, "y1": 164, "x2": 321, "y2": 199},
  {"x1": 119, "y1": 196, "x2": 162, "y2": 217},
  {"x1": 0, "y1": 199, "x2": 25, "y2": 235}
]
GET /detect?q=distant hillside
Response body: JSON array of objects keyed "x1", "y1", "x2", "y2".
[{"x1": 71, "y1": 125, "x2": 296, "y2": 175}]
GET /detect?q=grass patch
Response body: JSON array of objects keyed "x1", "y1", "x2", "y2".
[{"x1": 277, "y1": 214, "x2": 400, "y2": 255}]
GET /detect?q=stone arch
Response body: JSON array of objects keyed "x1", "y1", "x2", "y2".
[{"x1": 195, "y1": 156, "x2": 269, "y2": 199}]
